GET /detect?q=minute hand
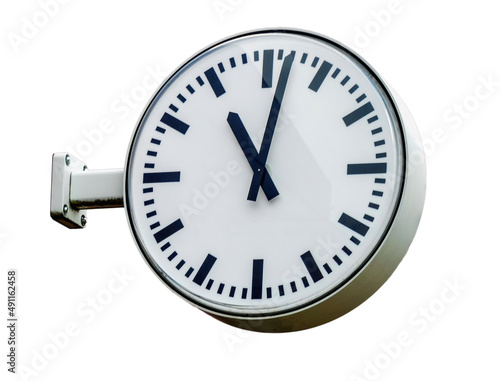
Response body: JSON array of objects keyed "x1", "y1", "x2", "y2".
[{"x1": 247, "y1": 51, "x2": 295, "y2": 201}]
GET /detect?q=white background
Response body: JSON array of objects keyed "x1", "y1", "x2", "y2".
[{"x1": 0, "y1": 0, "x2": 498, "y2": 380}]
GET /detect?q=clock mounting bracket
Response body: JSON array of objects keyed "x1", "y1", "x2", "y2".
[{"x1": 50, "y1": 153, "x2": 124, "y2": 229}]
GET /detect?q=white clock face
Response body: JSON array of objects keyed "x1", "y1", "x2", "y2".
[{"x1": 125, "y1": 30, "x2": 404, "y2": 317}]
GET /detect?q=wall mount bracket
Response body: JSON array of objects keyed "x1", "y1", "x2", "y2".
[{"x1": 50, "y1": 153, "x2": 124, "y2": 229}]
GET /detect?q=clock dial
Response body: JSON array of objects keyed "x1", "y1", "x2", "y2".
[{"x1": 125, "y1": 29, "x2": 410, "y2": 324}]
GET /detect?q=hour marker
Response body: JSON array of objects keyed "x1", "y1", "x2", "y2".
[
  {"x1": 229, "y1": 286, "x2": 236, "y2": 298},
  {"x1": 143, "y1": 187, "x2": 153, "y2": 194},
  {"x1": 160, "y1": 242, "x2": 170, "y2": 251},
  {"x1": 146, "y1": 211, "x2": 156, "y2": 218},
  {"x1": 156, "y1": 126, "x2": 166, "y2": 134},
  {"x1": 143, "y1": 172, "x2": 180, "y2": 184},
  {"x1": 241, "y1": 53, "x2": 248, "y2": 64},
  {"x1": 176, "y1": 260, "x2": 185, "y2": 270},
  {"x1": 266, "y1": 287, "x2": 272, "y2": 298},
  {"x1": 167, "y1": 252, "x2": 177, "y2": 261},
  {"x1": 290, "y1": 281, "x2": 297, "y2": 293},
  {"x1": 253, "y1": 51, "x2": 259, "y2": 61},
  {"x1": 196, "y1": 76, "x2": 204, "y2": 86},
  {"x1": 338, "y1": 213, "x2": 369, "y2": 237},
  {"x1": 149, "y1": 221, "x2": 160, "y2": 230},
  {"x1": 262, "y1": 49, "x2": 274, "y2": 88},
  {"x1": 147, "y1": 150, "x2": 157, "y2": 157},
  {"x1": 333, "y1": 255, "x2": 343, "y2": 265},
  {"x1": 144, "y1": 199, "x2": 154, "y2": 206},
  {"x1": 277, "y1": 49, "x2": 283, "y2": 60},
  {"x1": 229, "y1": 57, "x2": 236, "y2": 68},
  {"x1": 350, "y1": 236, "x2": 360, "y2": 245},
  {"x1": 343, "y1": 102, "x2": 375, "y2": 126},
  {"x1": 375, "y1": 178, "x2": 386, "y2": 184},
  {"x1": 160, "y1": 112, "x2": 190, "y2": 134},
  {"x1": 308, "y1": 60, "x2": 333, "y2": 92},
  {"x1": 300, "y1": 52, "x2": 308, "y2": 64},
  {"x1": 204, "y1": 67, "x2": 226, "y2": 98},
  {"x1": 342, "y1": 246, "x2": 352, "y2": 255},
  {"x1": 251, "y1": 259, "x2": 264, "y2": 299},
  {"x1": 311, "y1": 56, "x2": 319, "y2": 67},
  {"x1": 186, "y1": 85, "x2": 195, "y2": 94},
  {"x1": 332, "y1": 68, "x2": 341, "y2": 78},
  {"x1": 367, "y1": 115, "x2": 379, "y2": 124},
  {"x1": 300, "y1": 251, "x2": 324, "y2": 283},
  {"x1": 177, "y1": 94, "x2": 186, "y2": 103},
  {"x1": 169, "y1": 104, "x2": 178, "y2": 113},
  {"x1": 372, "y1": 190, "x2": 383, "y2": 197},
  {"x1": 218, "y1": 62, "x2": 225, "y2": 73},
  {"x1": 154, "y1": 218, "x2": 184, "y2": 244},
  {"x1": 144, "y1": 163, "x2": 154, "y2": 169},
  {"x1": 347, "y1": 162, "x2": 387, "y2": 175},
  {"x1": 368, "y1": 202, "x2": 380, "y2": 210},
  {"x1": 371, "y1": 127, "x2": 383, "y2": 135},
  {"x1": 193, "y1": 254, "x2": 217, "y2": 286},
  {"x1": 150, "y1": 138, "x2": 161, "y2": 145},
  {"x1": 374, "y1": 139, "x2": 385, "y2": 147},
  {"x1": 242, "y1": 288, "x2": 248, "y2": 299}
]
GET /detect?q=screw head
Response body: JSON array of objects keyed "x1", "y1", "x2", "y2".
[
  {"x1": 65, "y1": 154, "x2": 71, "y2": 166},
  {"x1": 81, "y1": 215, "x2": 87, "y2": 227},
  {"x1": 63, "y1": 204, "x2": 68, "y2": 215}
]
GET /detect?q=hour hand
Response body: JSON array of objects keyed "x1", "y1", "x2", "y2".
[{"x1": 227, "y1": 112, "x2": 279, "y2": 201}]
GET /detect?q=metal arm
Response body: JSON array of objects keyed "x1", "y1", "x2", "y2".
[{"x1": 50, "y1": 153, "x2": 124, "y2": 229}]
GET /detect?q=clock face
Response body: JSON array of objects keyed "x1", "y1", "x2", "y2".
[{"x1": 125, "y1": 29, "x2": 405, "y2": 318}]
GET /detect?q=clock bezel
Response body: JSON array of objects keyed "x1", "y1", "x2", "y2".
[{"x1": 123, "y1": 28, "x2": 425, "y2": 332}]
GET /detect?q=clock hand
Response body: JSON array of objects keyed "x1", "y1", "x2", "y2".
[
  {"x1": 247, "y1": 51, "x2": 295, "y2": 201},
  {"x1": 227, "y1": 112, "x2": 279, "y2": 200}
]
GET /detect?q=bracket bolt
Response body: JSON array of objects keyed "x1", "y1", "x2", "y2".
[
  {"x1": 65, "y1": 154, "x2": 71, "y2": 166},
  {"x1": 63, "y1": 204, "x2": 68, "y2": 215},
  {"x1": 81, "y1": 215, "x2": 87, "y2": 227}
]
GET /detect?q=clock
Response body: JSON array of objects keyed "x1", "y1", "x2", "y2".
[{"x1": 52, "y1": 28, "x2": 426, "y2": 332}]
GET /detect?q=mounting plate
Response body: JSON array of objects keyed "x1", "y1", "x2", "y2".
[{"x1": 50, "y1": 153, "x2": 88, "y2": 229}]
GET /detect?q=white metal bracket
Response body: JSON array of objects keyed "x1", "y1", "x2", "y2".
[{"x1": 50, "y1": 153, "x2": 124, "y2": 229}]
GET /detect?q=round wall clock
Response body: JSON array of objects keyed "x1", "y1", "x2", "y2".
[{"x1": 51, "y1": 28, "x2": 425, "y2": 332}]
